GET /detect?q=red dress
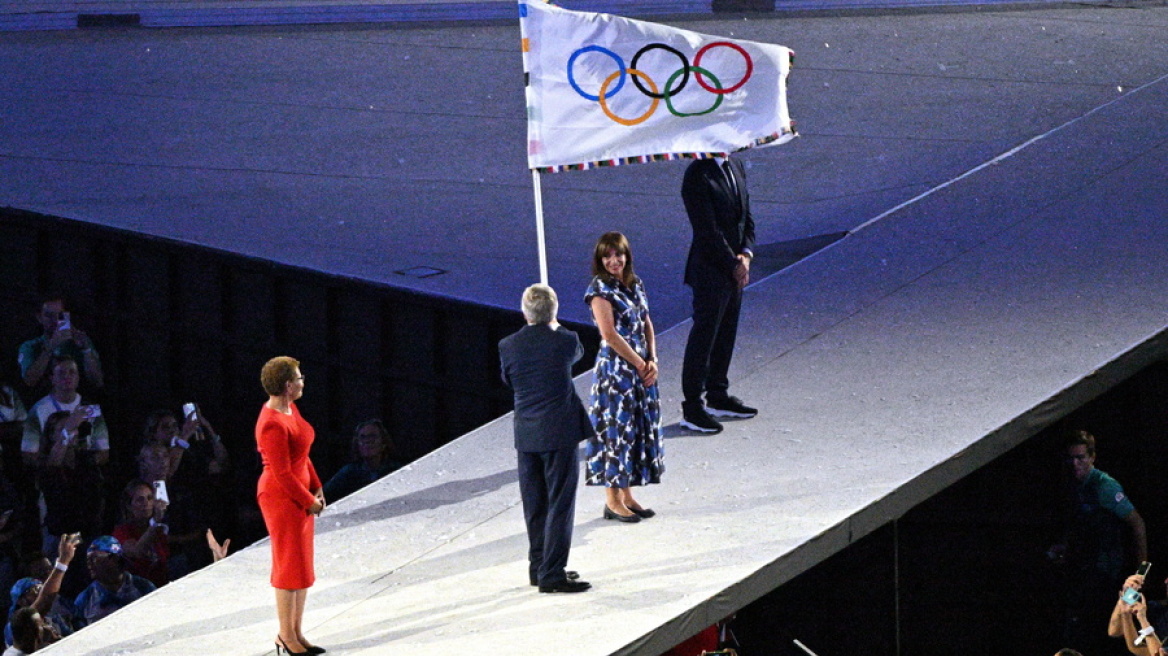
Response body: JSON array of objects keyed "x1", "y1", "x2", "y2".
[{"x1": 256, "y1": 403, "x2": 321, "y2": 589}]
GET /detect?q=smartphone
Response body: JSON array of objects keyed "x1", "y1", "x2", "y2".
[
  {"x1": 153, "y1": 480, "x2": 170, "y2": 505},
  {"x1": 80, "y1": 405, "x2": 102, "y2": 419},
  {"x1": 57, "y1": 312, "x2": 72, "y2": 331},
  {"x1": 1122, "y1": 562, "x2": 1153, "y2": 605},
  {"x1": 182, "y1": 402, "x2": 198, "y2": 422},
  {"x1": 1123, "y1": 587, "x2": 1142, "y2": 605}
]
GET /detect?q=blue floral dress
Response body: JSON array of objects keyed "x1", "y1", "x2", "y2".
[{"x1": 584, "y1": 275, "x2": 663, "y2": 488}]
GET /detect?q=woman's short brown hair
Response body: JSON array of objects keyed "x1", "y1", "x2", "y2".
[
  {"x1": 261, "y1": 356, "x2": 300, "y2": 396},
  {"x1": 591, "y1": 231, "x2": 636, "y2": 288}
]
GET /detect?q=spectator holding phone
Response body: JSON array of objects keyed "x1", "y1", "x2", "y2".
[
  {"x1": 4, "y1": 534, "x2": 79, "y2": 647},
  {"x1": 1109, "y1": 571, "x2": 1168, "y2": 655},
  {"x1": 139, "y1": 405, "x2": 229, "y2": 578},
  {"x1": 37, "y1": 412, "x2": 106, "y2": 557},
  {"x1": 112, "y1": 481, "x2": 169, "y2": 587},
  {"x1": 139, "y1": 411, "x2": 186, "y2": 480},
  {"x1": 142, "y1": 405, "x2": 229, "y2": 481},
  {"x1": 17, "y1": 297, "x2": 103, "y2": 391},
  {"x1": 22, "y1": 356, "x2": 109, "y2": 469}
]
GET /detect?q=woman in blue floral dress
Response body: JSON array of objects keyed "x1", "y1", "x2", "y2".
[{"x1": 584, "y1": 232, "x2": 663, "y2": 523}]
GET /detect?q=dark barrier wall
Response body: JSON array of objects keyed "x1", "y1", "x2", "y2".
[{"x1": 0, "y1": 207, "x2": 598, "y2": 540}]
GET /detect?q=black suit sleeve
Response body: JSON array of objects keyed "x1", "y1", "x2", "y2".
[
  {"x1": 563, "y1": 327, "x2": 584, "y2": 366},
  {"x1": 682, "y1": 160, "x2": 741, "y2": 277}
]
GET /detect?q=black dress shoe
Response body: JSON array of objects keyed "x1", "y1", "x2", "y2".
[
  {"x1": 603, "y1": 506, "x2": 641, "y2": 523},
  {"x1": 706, "y1": 395, "x2": 758, "y2": 418},
  {"x1": 531, "y1": 570, "x2": 579, "y2": 586},
  {"x1": 630, "y1": 507, "x2": 655, "y2": 519},
  {"x1": 539, "y1": 578, "x2": 591, "y2": 593}
]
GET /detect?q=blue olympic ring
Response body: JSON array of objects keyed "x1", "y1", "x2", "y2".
[{"x1": 567, "y1": 45, "x2": 626, "y2": 102}]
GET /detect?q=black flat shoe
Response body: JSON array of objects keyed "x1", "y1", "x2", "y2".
[
  {"x1": 630, "y1": 507, "x2": 656, "y2": 519},
  {"x1": 530, "y1": 570, "x2": 579, "y2": 586},
  {"x1": 539, "y1": 578, "x2": 591, "y2": 593},
  {"x1": 603, "y1": 506, "x2": 641, "y2": 523}
]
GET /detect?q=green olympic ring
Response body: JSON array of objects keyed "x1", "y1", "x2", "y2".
[{"x1": 664, "y1": 66, "x2": 723, "y2": 117}]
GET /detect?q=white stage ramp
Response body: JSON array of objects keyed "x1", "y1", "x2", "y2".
[{"x1": 41, "y1": 72, "x2": 1168, "y2": 655}]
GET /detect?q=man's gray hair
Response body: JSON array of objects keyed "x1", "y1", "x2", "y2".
[{"x1": 522, "y1": 284, "x2": 558, "y2": 325}]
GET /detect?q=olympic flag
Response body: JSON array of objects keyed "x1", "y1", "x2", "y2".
[{"x1": 519, "y1": 0, "x2": 795, "y2": 172}]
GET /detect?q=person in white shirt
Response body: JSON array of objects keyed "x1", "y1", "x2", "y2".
[{"x1": 22, "y1": 356, "x2": 108, "y2": 469}]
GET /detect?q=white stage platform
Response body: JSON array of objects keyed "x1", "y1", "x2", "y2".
[{"x1": 36, "y1": 68, "x2": 1168, "y2": 654}]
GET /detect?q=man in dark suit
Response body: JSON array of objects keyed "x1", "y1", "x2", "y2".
[
  {"x1": 680, "y1": 155, "x2": 760, "y2": 434},
  {"x1": 498, "y1": 284, "x2": 591, "y2": 593}
]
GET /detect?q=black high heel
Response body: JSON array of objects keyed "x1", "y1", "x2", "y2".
[
  {"x1": 276, "y1": 636, "x2": 310, "y2": 656},
  {"x1": 304, "y1": 646, "x2": 326, "y2": 655}
]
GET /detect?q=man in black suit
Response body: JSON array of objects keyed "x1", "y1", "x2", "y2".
[
  {"x1": 680, "y1": 155, "x2": 760, "y2": 434},
  {"x1": 498, "y1": 284, "x2": 591, "y2": 593}
]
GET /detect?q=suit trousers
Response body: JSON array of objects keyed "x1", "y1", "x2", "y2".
[
  {"x1": 682, "y1": 278, "x2": 742, "y2": 408},
  {"x1": 517, "y1": 446, "x2": 578, "y2": 585}
]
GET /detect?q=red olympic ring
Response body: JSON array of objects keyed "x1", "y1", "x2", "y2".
[{"x1": 693, "y1": 41, "x2": 753, "y2": 95}]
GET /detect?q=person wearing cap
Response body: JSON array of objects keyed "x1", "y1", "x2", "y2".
[
  {"x1": 3, "y1": 534, "x2": 78, "y2": 647},
  {"x1": 72, "y1": 536, "x2": 155, "y2": 628}
]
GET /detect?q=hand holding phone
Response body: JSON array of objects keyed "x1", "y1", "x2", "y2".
[{"x1": 1123, "y1": 562, "x2": 1152, "y2": 605}]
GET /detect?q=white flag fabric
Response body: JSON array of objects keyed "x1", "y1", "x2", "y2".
[{"x1": 520, "y1": 0, "x2": 795, "y2": 172}]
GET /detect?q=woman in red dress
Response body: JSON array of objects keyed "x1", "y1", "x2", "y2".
[{"x1": 257, "y1": 356, "x2": 325, "y2": 656}]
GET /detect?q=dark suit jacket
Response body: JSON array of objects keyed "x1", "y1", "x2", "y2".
[
  {"x1": 681, "y1": 157, "x2": 756, "y2": 287},
  {"x1": 499, "y1": 323, "x2": 591, "y2": 453}
]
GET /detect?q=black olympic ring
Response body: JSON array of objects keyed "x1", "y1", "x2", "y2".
[{"x1": 630, "y1": 43, "x2": 689, "y2": 100}]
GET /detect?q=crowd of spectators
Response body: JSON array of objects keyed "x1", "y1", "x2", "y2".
[{"x1": 0, "y1": 295, "x2": 411, "y2": 652}]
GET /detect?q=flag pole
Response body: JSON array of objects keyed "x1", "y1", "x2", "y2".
[{"x1": 531, "y1": 169, "x2": 549, "y2": 285}]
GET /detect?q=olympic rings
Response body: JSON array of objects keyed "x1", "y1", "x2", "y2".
[
  {"x1": 566, "y1": 41, "x2": 753, "y2": 123},
  {"x1": 599, "y1": 68, "x2": 659, "y2": 126}
]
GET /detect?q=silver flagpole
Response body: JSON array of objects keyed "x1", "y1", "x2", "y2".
[{"x1": 531, "y1": 169, "x2": 549, "y2": 285}]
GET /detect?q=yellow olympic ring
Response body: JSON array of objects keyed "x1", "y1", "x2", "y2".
[{"x1": 597, "y1": 68, "x2": 659, "y2": 127}]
